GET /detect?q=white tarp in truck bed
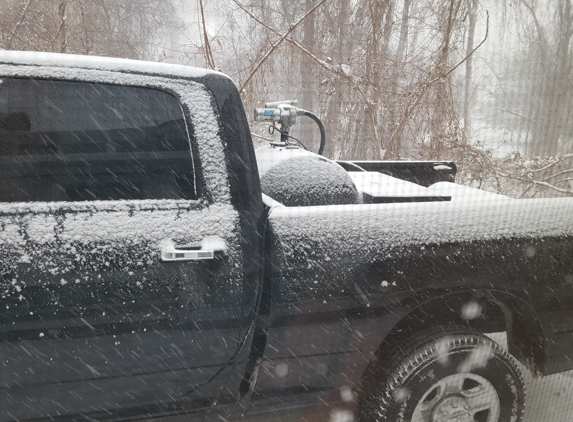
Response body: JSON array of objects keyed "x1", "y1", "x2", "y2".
[
  {"x1": 427, "y1": 181, "x2": 513, "y2": 203},
  {"x1": 348, "y1": 171, "x2": 451, "y2": 202}
]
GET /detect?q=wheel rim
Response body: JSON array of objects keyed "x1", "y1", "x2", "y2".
[{"x1": 411, "y1": 373, "x2": 501, "y2": 422}]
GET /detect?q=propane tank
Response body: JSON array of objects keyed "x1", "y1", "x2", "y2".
[{"x1": 255, "y1": 144, "x2": 358, "y2": 207}]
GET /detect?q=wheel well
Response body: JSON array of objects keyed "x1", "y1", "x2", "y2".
[{"x1": 373, "y1": 291, "x2": 545, "y2": 375}]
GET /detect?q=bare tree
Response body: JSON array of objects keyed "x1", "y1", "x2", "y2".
[{"x1": 0, "y1": 0, "x2": 182, "y2": 60}]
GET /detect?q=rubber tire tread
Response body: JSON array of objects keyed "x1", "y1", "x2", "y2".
[{"x1": 358, "y1": 325, "x2": 526, "y2": 422}]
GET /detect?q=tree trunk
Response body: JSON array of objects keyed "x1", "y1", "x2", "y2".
[
  {"x1": 464, "y1": 0, "x2": 477, "y2": 141},
  {"x1": 300, "y1": 0, "x2": 317, "y2": 152}
]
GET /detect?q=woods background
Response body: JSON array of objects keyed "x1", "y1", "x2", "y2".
[{"x1": 1, "y1": 0, "x2": 572, "y2": 198}]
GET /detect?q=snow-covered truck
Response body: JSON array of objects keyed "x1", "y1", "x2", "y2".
[{"x1": 0, "y1": 52, "x2": 572, "y2": 422}]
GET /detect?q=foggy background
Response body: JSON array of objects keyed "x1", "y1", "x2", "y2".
[{"x1": 1, "y1": 0, "x2": 571, "y2": 198}]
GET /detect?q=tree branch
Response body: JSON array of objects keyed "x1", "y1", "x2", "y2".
[
  {"x1": 383, "y1": 10, "x2": 489, "y2": 159},
  {"x1": 531, "y1": 153, "x2": 573, "y2": 172},
  {"x1": 199, "y1": 0, "x2": 216, "y2": 69},
  {"x1": 232, "y1": 0, "x2": 336, "y2": 73},
  {"x1": 520, "y1": 0, "x2": 547, "y2": 47},
  {"x1": 54, "y1": 0, "x2": 68, "y2": 53},
  {"x1": 238, "y1": 0, "x2": 328, "y2": 93},
  {"x1": 543, "y1": 167, "x2": 573, "y2": 181},
  {"x1": 442, "y1": 10, "x2": 489, "y2": 79},
  {"x1": 531, "y1": 180, "x2": 573, "y2": 195},
  {"x1": 6, "y1": 0, "x2": 34, "y2": 50},
  {"x1": 232, "y1": 0, "x2": 372, "y2": 107}
]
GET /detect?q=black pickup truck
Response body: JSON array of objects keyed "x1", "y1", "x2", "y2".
[{"x1": 1, "y1": 52, "x2": 573, "y2": 422}]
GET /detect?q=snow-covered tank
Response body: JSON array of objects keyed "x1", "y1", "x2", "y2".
[{"x1": 255, "y1": 145, "x2": 359, "y2": 207}]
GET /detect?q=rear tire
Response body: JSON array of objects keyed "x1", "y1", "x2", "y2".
[{"x1": 358, "y1": 326, "x2": 525, "y2": 422}]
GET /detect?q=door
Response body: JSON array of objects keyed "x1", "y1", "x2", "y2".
[{"x1": 0, "y1": 77, "x2": 244, "y2": 420}]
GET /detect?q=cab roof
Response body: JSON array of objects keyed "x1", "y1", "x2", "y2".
[{"x1": 0, "y1": 50, "x2": 230, "y2": 82}]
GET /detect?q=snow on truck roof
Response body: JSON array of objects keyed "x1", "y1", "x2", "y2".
[{"x1": 0, "y1": 50, "x2": 228, "y2": 81}]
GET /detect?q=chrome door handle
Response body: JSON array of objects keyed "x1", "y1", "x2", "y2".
[
  {"x1": 160, "y1": 237, "x2": 227, "y2": 262},
  {"x1": 162, "y1": 249, "x2": 215, "y2": 261}
]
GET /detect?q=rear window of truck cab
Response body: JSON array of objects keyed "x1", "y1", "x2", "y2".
[{"x1": 0, "y1": 78, "x2": 198, "y2": 202}]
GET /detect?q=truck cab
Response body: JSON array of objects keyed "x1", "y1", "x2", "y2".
[{"x1": 0, "y1": 52, "x2": 262, "y2": 420}]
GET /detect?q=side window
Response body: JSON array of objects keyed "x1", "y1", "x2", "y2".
[{"x1": 0, "y1": 78, "x2": 199, "y2": 202}]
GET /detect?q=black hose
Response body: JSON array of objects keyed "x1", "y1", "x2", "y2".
[
  {"x1": 302, "y1": 110, "x2": 326, "y2": 156},
  {"x1": 336, "y1": 160, "x2": 367, "y2": 172}
]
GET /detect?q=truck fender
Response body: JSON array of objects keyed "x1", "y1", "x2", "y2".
[{"x1": 364, "y1": 289, "x2": 545, "y2": 380}]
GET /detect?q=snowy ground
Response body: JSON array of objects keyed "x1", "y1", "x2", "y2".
[
  {"x1": 489, "y1": 332, "x2": 573, "y2": 422},
  {"x1": 241, "y1": 333, "x2": 573, "y2": 422},
  {"x1": 523, "y1": 368, "x2": 573, "y2": 421}
]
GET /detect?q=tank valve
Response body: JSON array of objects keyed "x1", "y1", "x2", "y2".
[{"x1": 253, "y1": 100, "x2": 326, "y2": 155}]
